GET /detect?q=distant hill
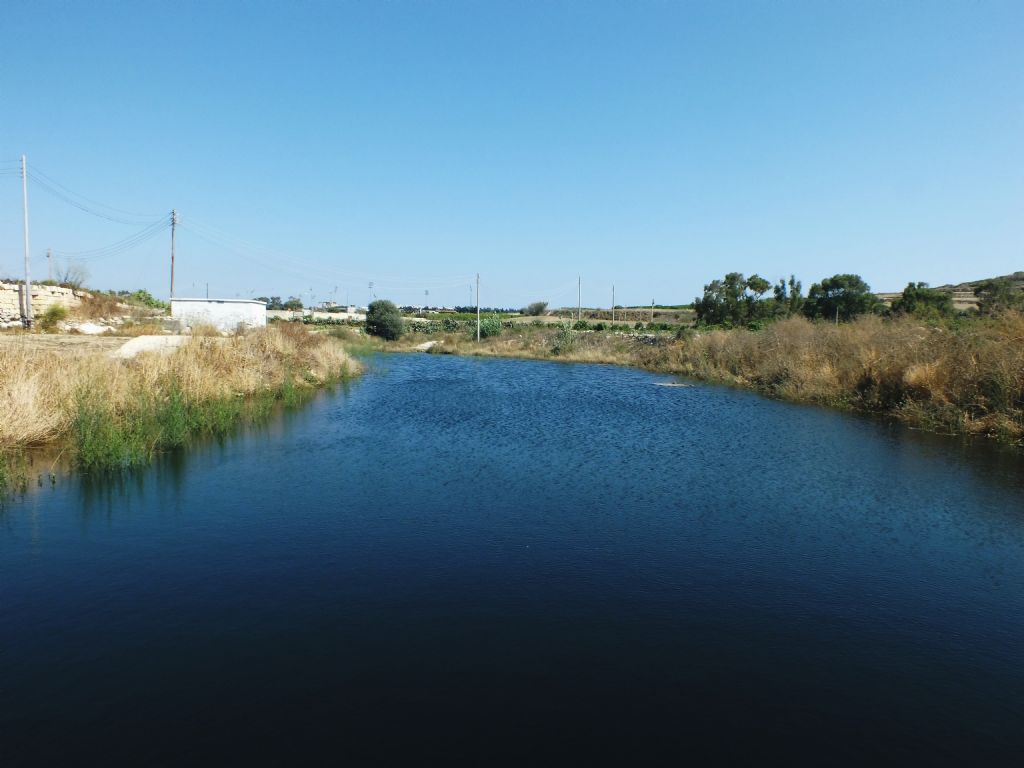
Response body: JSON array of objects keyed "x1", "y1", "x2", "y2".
[{"x1": 878, "y1": 271, "x2": 1024, "y2": 311}]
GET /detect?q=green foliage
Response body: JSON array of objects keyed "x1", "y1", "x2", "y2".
[
  {"x1": 256, "y1": 296, "x2": 285, "y2": 310},
  {"x1": 115, "y1": 289, "x2": 169, "y2": 310},
  {"x1": 476, "y1": 317, "x2": 503, "y2": 339},
  {"x1": 573, "y1": 320, "x2": 590, "y2": 330},
  {"x1": 0, "y1": 450, "x2": 30, "y2": 496},
  {"x1": 365, "y1": 299, "x2": 405, "y2": 340},
  {"x1": 283, "y1": 296, "x2": 304, "y2": 311},
  {"x1": 38, "y1": 304, "x2": 67, "y2": 331},
  {"x1": 773, "y1": 275, "x2": 805, "y2": 317},
  {"x1": 550, "y1": 323, "x2": 577, "y2": 355},
  {"x1": 803, "y1": 274, "x2": 880, "y2": 322},
  {"x1": 72, "y1": 391, "x2": 148, "y2": 471},
  {"x1": 69, "y1": 375, "x2": 324, "y2": 473},
  {"x1": 694, "y1": 272, "x2": 775, "y2": 326},
  {"x1": 975, "y1": 278, "x2": 1024, "y2": 315},
  {"x1": 522, "y1": 301, "x2": 549, "y2": 316},
  {"x1": 891, "y1": 282, "x2": 954, "y2": 319}
]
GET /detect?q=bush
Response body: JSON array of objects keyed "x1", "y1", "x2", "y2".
[
  {"x1": 522, "y1": 301, "x2": 549, "y2": 316},
  {"x1": 365, "y1": 300, "x2": 404, "y2": 340},
  {"x1": 37, "y1": 304, "x2": 67, "y2": 332},
  {"x1": 476, "y1": 317, "x2": 502, "y2": 339},
  {"x1": 551, "y1": 323, "x2": 576, "y2": 355}
]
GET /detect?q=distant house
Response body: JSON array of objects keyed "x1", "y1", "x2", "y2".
[{"x1": 170, "y1": 298, "x2": 267, "y2": 333}]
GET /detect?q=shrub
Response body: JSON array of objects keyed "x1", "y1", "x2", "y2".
[
  {"x1": 37, "y1": 304, "x2": 67, "y2": 332},
  {"x1": 365, "y1": 300, "x2": 404, "y2": 340},
  {"x1": 522, "y1": 301, "x2": 549, "y2": 316},
  {"x1": 476, "y1": 317, "x2": 502, "y2": 339},
  {"x1": 551, "y1": 323, "x2": 576, "y2": 355}
]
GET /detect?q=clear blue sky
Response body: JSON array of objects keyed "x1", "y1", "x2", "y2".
[{"x1": 1, "y1": 1, "x2": 1021, "y2": 308}]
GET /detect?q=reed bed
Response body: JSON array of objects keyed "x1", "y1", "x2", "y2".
[
  {"x1": 1, "y1": 324, "x2": 358, "y2": 472},
  {"x1": 668, "y1": 314, "x2": 1024, "y2": 439}
]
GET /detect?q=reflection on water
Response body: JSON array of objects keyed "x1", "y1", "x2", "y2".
[{"x1": 2, "y1": 354, "x2": 1024, "y2": 764}]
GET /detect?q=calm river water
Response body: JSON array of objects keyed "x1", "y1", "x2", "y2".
[{"x1": 3, "y1": 353, "x2": 1024, "y2": 764}]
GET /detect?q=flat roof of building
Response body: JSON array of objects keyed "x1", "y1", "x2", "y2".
[{"x1": 170, "y1": 298, "x2": 267, "y2": 305}]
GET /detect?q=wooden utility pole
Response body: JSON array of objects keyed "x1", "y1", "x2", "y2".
[
  {"x1": 578, "y1": 275, "x2": 581, "y2": 322},
  {"x1": 611, "y1": 285, "x2": 615, "y2": 323},
  {"x1": 20, "y1": 155, "x2": 33, "y2": 327},
  {"x1": 476, "y1": 273, "x2": 481, "y2": 342},
  {"x1": 169, "y1": 209, "x2": 177, "y2": 299}
]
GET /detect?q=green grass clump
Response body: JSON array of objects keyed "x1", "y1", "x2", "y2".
[
  {"x1": 69, "y1": 372, "x2": 330, "y2": 473},
  {"x1": 38, "y1": 305, "x2": 68, "y2": 332}
]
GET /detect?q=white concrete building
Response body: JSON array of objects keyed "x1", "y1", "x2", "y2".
[{"x1": 170, "y1": 298, "x2": 266, "y2": 333}]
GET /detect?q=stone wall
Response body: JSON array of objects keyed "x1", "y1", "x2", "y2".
[{"x1": 0, "y1": 281, "x2": 85, "y2": 328}]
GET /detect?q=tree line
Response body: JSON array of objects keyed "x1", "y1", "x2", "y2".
[{"x1": 693, "y1": 272, "x2": 1023, "y2": 327}]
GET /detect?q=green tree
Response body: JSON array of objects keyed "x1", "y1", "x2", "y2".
[
  {"x1": 365, "y1": 299, "x2": 404, "y2": 340},
  {"x1": 694, "y1": 272, "x2": 774, "y2": 326},
  {"x1": 975, "y1": 278, "x2": 1024, "y2": 315},
  {"x1": 522, "y1": 301, "x2": 548, "y2": 316},
  {"x1": 890, "y1": 282, "x2": 953, "y2": 318},
  {"x1": 803, "y1": 274, "x2": 879, "y2": 322},
  {"x1": 282, "y1": 296, "x2": 304, "y2": 311},
  {"x1": 773, "y1": 275, "x2": 804, "y2": 316},
  {"x1": 256, "y1": 296, "x2": 285, "y2": 310}
]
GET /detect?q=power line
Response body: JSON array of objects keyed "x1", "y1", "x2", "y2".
[
  {"x1": 181, "y1": 215, "x2": 475, "y2": 286},
  {"x1": 179, "y1": 216, "x2": 475, "y2": 289},
  {"x1": 52, "y1": 219, "x2": 169, "y2": 261},
  {"x1": 27, "y1": 163, "x2": 161, "y2": 220},
  {"x1": 28, "y1": 171, "x2": 163, "y2": 226}
]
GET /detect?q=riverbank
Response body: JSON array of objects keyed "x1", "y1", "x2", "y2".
[
  {"x1": 0, "y1": 324, "x2": 358, "y2": 488},
  {"x1": 371, "y1": 312, "x2": 1024, "y2": 444}
]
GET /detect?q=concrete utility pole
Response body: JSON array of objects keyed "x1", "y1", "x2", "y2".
[
  {"x1": 169, "y1": 209, "x2": 177, "y2": 299},
  {"x1": 20, "y1": 156, "x2": 33, "y2": 327},
  {"x1": 578, "y1": 275, "x2": 582, "y2": 322},
  {"x1": 611, "y1": 285, "x2": 615, "y2": 323},
  {"x1": 651, "y1": 298, "x2": 655, "y2": 323},
  {"x1": 369, "y1": 281, "x2": 374, "y2": 307},
  {"x1": 47, "y1": 248, "x2": 53, "y2": 282},
  {"x1": 476, "y1": 273, "x2": 481, "y2": 342}
]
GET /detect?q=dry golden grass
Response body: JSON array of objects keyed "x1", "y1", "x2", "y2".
[
  {"x1": 71, "y1": 292, "x2": 125, "y2": 320},
  {"x1": 109, "y1": 322, "x2": 167, "y2": 337},
  {"x1": 668, "y1": 313, "x2": 1024, "y2": 439},
  {"x1": 0, "y1": 324, "x2": 358, "y2": 450}
]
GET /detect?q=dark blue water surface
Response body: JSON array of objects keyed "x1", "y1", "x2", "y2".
[{"x1": 3, "y1": 353, "x2": 1024, "y2": 764}]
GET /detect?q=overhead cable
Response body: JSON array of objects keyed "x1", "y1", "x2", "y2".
[{"x1": 28, "y1": 170, "x2": 163, "y2": 225}]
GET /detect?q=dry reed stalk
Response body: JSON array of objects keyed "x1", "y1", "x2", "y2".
[{"x1": 0, "y1": 326, "x2": 357, "y2": 450}]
